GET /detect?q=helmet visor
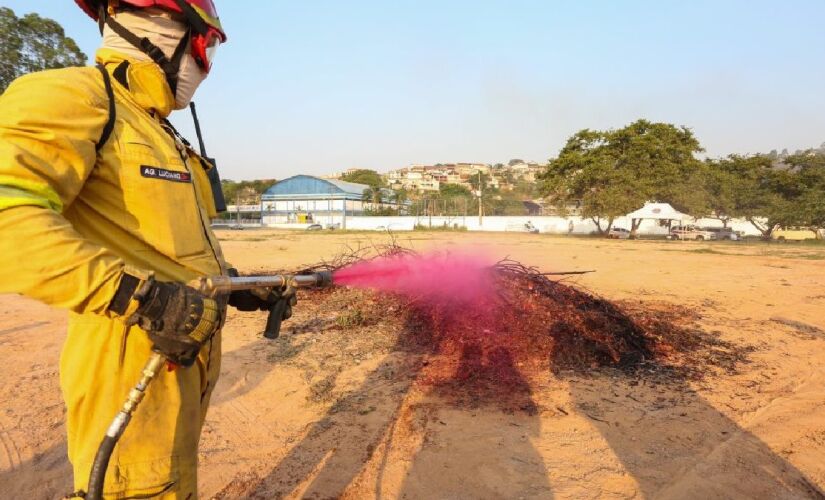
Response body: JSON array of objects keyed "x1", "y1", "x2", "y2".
[{"x1": 192, "y1": 27, "x2": 222, "y2": 73}]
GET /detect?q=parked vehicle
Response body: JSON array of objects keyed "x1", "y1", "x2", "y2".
[
  {"x1": 702, "y1": 227, "x2": 740, "y2": 241},
  {"x1": 607, "y1": 227, "x2": 631, "y2": 239},
  {"x1": 306, "y1": 224, "x2": 323, "y2": 231},
  {"x1": 772, "y1": 226, "x2": 821, "y2": 242},
  {"x1": 669, "y1": 225, "x2": 715, "y2": 241}
]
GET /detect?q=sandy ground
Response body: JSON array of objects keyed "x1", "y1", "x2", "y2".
[{"x1": 1, "y1": 230, "x2": 824, "y2": 499}]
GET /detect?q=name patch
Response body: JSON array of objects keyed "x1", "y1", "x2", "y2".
[{"x1": 140, "y1": 165, "x2": 191, "y2": 183}]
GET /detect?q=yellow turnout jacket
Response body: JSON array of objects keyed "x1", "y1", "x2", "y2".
[{"x1": 0, "y1": 49, "x2": 226, "y2": 498}]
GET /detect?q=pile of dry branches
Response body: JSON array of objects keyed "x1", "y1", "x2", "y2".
[{"x1": 297, "y1": 243, "x2": 747, "y2": 381}]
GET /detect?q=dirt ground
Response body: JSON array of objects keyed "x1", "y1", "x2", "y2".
[{"x1": 2, "y1": 230, "x2": 824, "y2": 499}]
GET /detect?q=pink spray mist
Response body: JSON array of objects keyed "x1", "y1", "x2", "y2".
[{"x1": 333, "y1": 251, "x2": 497, "y2": 306}]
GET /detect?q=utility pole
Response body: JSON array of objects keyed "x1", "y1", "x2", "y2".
[
  {"x1": 478, "y1": 170, "x2": 483, "y2": 227},
  {"x1": 236, "y1": 192, "x2": 241, "y2": 226}
]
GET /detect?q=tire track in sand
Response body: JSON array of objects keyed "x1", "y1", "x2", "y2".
[{"x1": 0, "y1": 430, "x2": 21, "y2": 471}]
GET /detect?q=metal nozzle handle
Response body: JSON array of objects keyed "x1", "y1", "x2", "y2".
[{"x1": 189, "y1": 271, "x2": 333, "y2": 297}]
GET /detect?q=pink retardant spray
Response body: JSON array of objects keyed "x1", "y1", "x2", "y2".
[{"x1": 333, "y1": 251, "x2": 497, "y2": 305}]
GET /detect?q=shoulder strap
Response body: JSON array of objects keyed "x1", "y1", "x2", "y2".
[{"x1": 95, "y1": 64, "x2": 117, "y2": 152}]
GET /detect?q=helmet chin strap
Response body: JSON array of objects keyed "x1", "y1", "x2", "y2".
[{"x1": 99, "y1": 6, "x2": 190, "y2": 96}]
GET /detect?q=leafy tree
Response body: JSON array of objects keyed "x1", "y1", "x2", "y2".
[
  {"x1": 361, "y1": 185, "x2": 383, "y2": 205},
  {"x1": 512, "y1": 179, "x2": 538, "y2": 198},
  {"x1": 340, "y1": 169, "x2": 384, "y2": 188},
  {"x1": 539, "y1": 120, "x2": 704, "y2": 236},
  {"x1": 710, "y1": 154, "x2": 794, "y2": 238},
  {"x1": 704, "y1": 159, "x2": 737, "y2": 227},
  {"x1": 783, "y1": 151, "x2": 825, "y2": 230},
  {"x1": 704, "y1": 152, "x2": 825, "y2": 237},
  {"x1": 390, "y1": 188, "x2": 410, "y2": 214},
  {"x1": 1, "y1": 8, "x2": 87, "y2": 92},
  {"x1": 500, "y1": 170, "x2": 516, "y2": 185},
  {"x1": 439, "y1": 183, "x2": 472, "y2": 198},
  {"x1": 391, "y1": 188, "x2": 409, "y2": 205},
  {"x1": 221, "y1": 179, "x2": 277, "y2": 206},
  {"x1": 467, "y1": 172, "x2": 492, "y2": 193},
  {"x1": 487, "y1": 191, "x2": 529, "y2": 215}
]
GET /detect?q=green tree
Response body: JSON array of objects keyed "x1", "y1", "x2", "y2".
[
  {"x1": 391, "y1": 188, "x2": 409, "y2": 205},
  {"x1": 439, "y1": 183, "x2": 472, "y2": 198},
  {"x1": 391, "y1": 188, "x2": 409, "y2": 214},
  {"x1": 221, "y1": 179, "x2": 276, "y2": 207},
  {"x1": 340, "y1": 169, "x2": 384, "y2": 188},
  {"x1": 512, "y1": 179, "x2": 538, "y2": 198},
  {"x1": 539, "y1": 120, "x2": 705, "y2": 236},
  {"x1": 704, "y1": 159, "x2": 737, "y2": 228},
  {"x1": 710, "y1": 154, "x2": 795, "y2": 238},
  {"x1": 783, "y1": 151, "x2": 825, "y2": 231},
  {"x1": 1, "y1": 8, "x2": 87, "y2": 92},
  {"x1": 488, "y1": 191, "x2": 528, "y2": 215},
  {"x1": 361, "y1": 185, "x2": 383, "y2": 205},
  {"x1": 467, "y1": 172, "x2": 492, "y2": 193}
]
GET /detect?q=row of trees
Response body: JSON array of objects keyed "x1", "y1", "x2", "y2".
[
  {"x1": 220, "y1": 179, "x2": 277, "y2": 205},
  {"x1": 221, "y1": 125, "x2": 824, "y2": 235},
  {"x1": 539, "y1": 119, "x2": 825, "y2": 238},
  {"x1": 1, "y1": 7, "x2": 86, "y2": 92},
  {"x1": 708, "y1": 153, "x2": 825, "y2": 238}
]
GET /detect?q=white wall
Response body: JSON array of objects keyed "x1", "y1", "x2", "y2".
[
  {"x1": 263, "y1": 199, "x2": 346, "y2": 212},
  {"x1": 262, "y1": 214, "x2": 764, "y2": 236},
  {"x1": 345, "y1": 216, "x2": 417, "y2": 231}
]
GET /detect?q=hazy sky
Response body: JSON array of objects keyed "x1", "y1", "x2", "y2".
[{"x1": 4, "y1": 1, "x2": 825, "y2": 180}]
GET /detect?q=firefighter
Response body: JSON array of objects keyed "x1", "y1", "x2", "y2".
[{"x1": 0, "y1": 1, "x2": 274, "y2": 497}]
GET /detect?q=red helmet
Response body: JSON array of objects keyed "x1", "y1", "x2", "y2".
[{"x1": 75, "y1": 0, "x2": 226, "y2": 73}]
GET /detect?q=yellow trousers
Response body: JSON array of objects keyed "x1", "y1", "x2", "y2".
[{"x1": 63, "y1": 313, "x2": 222, "y2": 498}]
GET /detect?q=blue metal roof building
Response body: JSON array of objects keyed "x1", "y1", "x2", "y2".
[
  {"x1": 260, "y1": 175, "x2": 400, "y2": 225},
  {"x1": 262, "y1": 175, "x2": 374, "y2": 201}
]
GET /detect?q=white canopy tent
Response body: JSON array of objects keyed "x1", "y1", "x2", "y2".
[
  {"x1": 625, "y1": 202, "x2": 691, "y2": 235},
  {"x1": 625, "y1": 202, "x2": 689, "y2": 222}
]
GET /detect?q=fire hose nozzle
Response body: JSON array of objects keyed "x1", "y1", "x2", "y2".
[
  {"x1": 189, "y1": 271, "x2": 333, "y2": 297},
  {"x1": 293, "y1": 270, "x2": 333, "y2": 288}
]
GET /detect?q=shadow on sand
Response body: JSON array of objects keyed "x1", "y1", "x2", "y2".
[
  {"x1": 565, "y1": 368, "x2": 824, "y2": 498},
  {"x1": 218, "y1": 306, "x2": 553, "y2": 499},
  {"x1": 220, "y1": 292, "x2": 824, "y2": 499}
]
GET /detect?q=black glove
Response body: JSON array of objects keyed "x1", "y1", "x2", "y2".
[
  {"x1": 227, "y1": 268, "x2": 297, "y2": 315},
  {"x1": 110, "y1": 274, "x2": 221, "y2": 367},
  {"x1": 226, "y1": 268, "x2": 297, "y2": 337}
]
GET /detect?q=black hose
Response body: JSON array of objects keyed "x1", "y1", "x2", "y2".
[{"x1": 86, "y1": 434, "x2": 118, "y2": 500}]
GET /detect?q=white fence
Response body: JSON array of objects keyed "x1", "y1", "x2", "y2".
[{"x1": 261, "y1": 214, "x2": 764, "y2": 236}]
